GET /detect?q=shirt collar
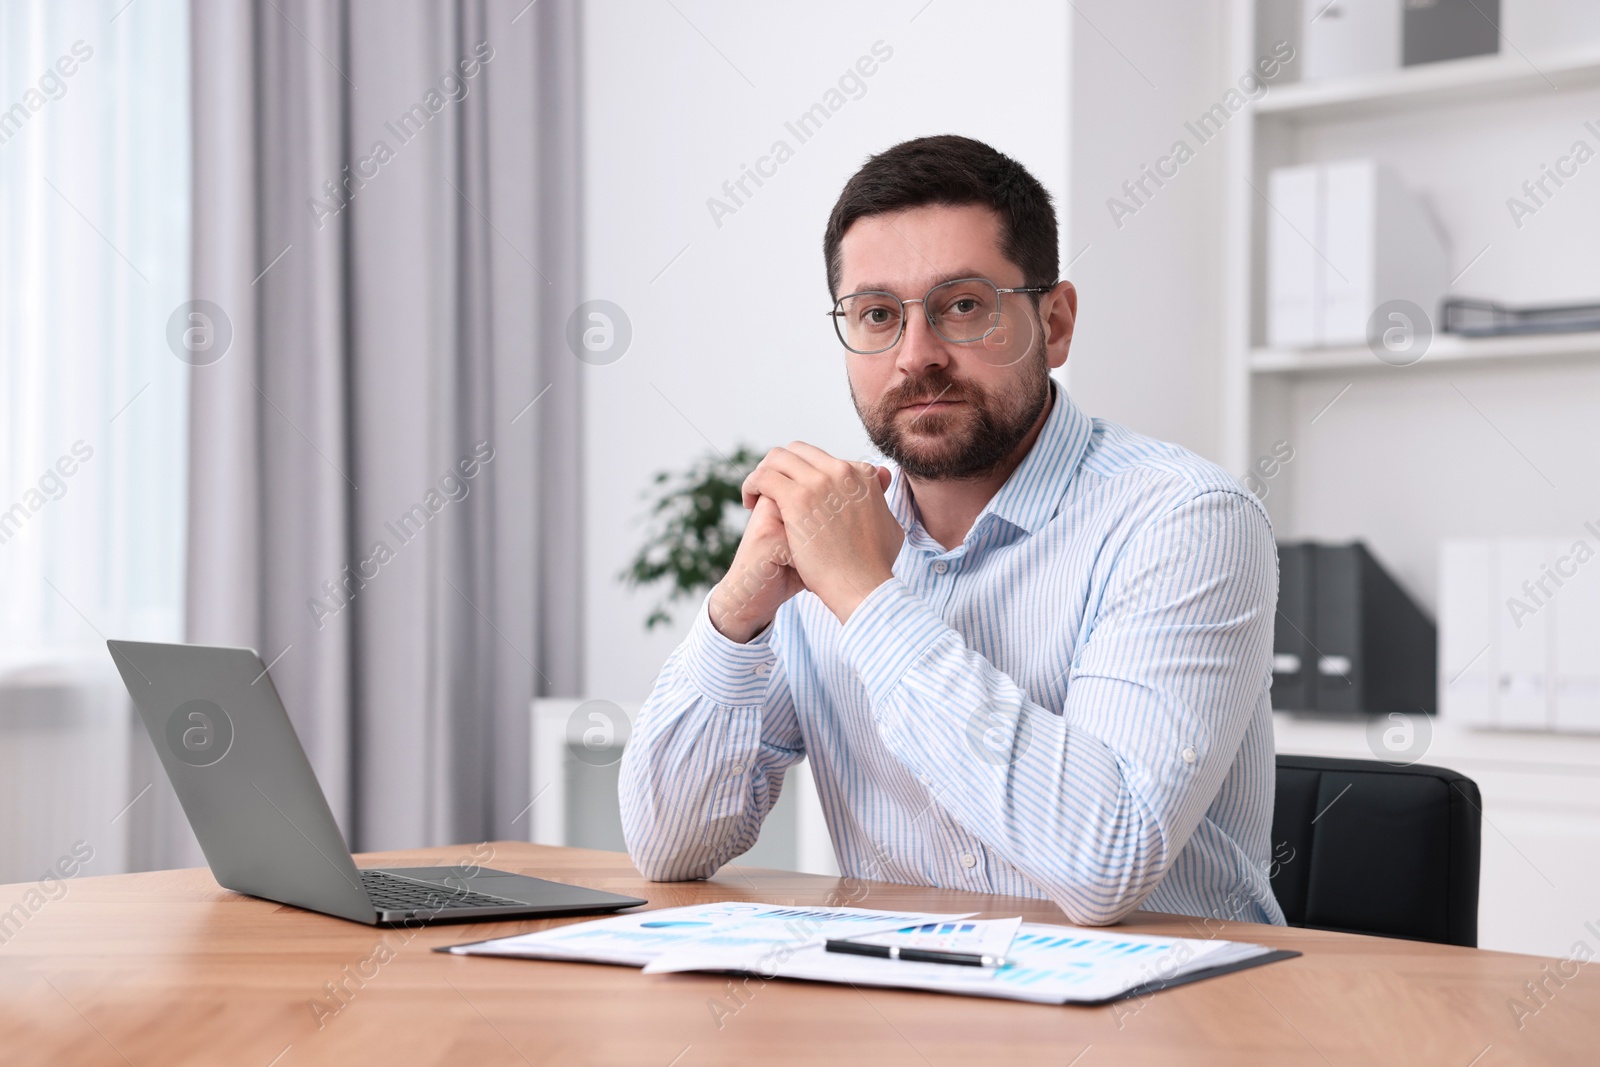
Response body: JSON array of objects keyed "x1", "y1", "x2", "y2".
[{"x1": 884, "y1": 379, "x2": 1094, "y2": 541}]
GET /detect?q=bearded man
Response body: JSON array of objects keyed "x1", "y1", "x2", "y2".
[{"x1": 619, "y1": 135, "x2": 1284, "y2": 927}]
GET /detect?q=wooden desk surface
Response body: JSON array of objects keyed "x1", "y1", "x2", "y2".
[{"x1": 1, "y1": 842, "x2": 1595, "y2": 1066}]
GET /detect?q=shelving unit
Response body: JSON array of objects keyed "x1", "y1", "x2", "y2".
[
  {"x1": 1222, "y1": 0, "x2": 1600, "y2": 488},
  {"x1": 1227, "y1": 2, "x2": 1600, "y2": 956},
  {"x1": 1250, "y1": 329, "x2": 1600, "y2": 376},
  {"x1": 1255, "y1": 43, "x2": 1600, "y2": 122}
]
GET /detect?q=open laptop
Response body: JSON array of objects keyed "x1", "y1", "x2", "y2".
[{"x1": 107, "y1": 639, "x2": 646, "y2": 925}]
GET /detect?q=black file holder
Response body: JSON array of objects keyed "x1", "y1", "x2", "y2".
[{"x1": 1271, "y1": 541, "x2": 1436, "y2": 716}]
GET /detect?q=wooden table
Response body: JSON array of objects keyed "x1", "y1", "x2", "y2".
[{"x1": 1, "y1": 842, "x2": 1596, "y2": 1065}]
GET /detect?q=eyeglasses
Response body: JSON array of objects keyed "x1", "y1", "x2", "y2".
[{"x1": 828, "y1": 277, "x2": 1055, "y2": 356}]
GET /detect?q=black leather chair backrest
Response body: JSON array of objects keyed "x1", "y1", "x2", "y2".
[{"x1": 1272, "y1": 754, "x2": 1481, "y2": 947}]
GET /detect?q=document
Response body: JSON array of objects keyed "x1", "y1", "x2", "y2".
[
  {"x1": 648, "y1": 917, "x2": 1282, "y2": 1004},
  {"x1": 443, "y1": 901, "x2": 976, "y2": 968},
  {"x1": 444, "y1": 905, "x2": 1295, "y2": 1005}
]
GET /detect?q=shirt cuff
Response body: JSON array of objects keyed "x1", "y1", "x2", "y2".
[
  {"x1": 837, "y1": 578, "x2": 951, "y2": 705},
  {"x1": 679, "y1": 592, "x2": 779, "y2": 706}
]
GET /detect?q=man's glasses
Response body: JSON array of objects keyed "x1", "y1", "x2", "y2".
[{"x1": 828, "y1": 277, "x2": 1055, "y2": 356}]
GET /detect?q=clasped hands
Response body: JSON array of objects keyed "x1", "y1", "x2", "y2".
[{"x1": 707, "y1": 442, "x2": 905, "y2": 643}]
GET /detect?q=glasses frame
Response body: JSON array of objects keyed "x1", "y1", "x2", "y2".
[{"x1": 827, "y1": 276, "x2": 1057, "y2": 355}]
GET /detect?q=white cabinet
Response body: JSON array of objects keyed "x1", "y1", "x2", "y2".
[{"x1": 0, "y1": 664, "x2": 129, "y2": 883}]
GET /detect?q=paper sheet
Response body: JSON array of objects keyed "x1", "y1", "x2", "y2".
[
  {"x1": 446, "y1": 906, "x2": 1284, "y2": 1006},
  {"x1": 753, "y1": 923, "x2": 1274, "y2": 1004},
  {"x1": 643, "y1": 919, "x2": 1274, "y2": 1004},
  {"x1": 645, "y1": 915, "x2": 1022, "y2": 978},
  {"x1": 851, "y1": 916, "x2": 1023, "y2": 956},
  {"x1": 447, "y1": 902, "x2": 977, "y2": 968}
]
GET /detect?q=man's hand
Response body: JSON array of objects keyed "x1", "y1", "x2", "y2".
[
  {"x1": 740, "y1": 441, "x2": 902, "y2": 624},
  {"x1": 707, "y1": 494, "x2": 806, "y2": 643}
]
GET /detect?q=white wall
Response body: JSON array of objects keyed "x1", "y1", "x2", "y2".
[
  {"x1": 1064, "y1": 0, "x2": 1233, "y2": 462},
  {"x1": 580, "y1": 0, "x2": 1069, "y2": 699}
]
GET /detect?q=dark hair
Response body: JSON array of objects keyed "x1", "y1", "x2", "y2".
[{"x1": 823, "y1": 135, "x2": 1058, "y2": 300}]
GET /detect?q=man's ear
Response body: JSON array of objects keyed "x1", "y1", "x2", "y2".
[{"x1": 1043, "y1": 280, "x2": 1077, "y2": 371}]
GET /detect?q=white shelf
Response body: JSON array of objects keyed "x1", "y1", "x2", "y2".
[
  {"x1": 1250, "y1": 330, "x2": 1600, "y2": 375},
  {"x1": 1257, "y1": 44, "x2": 1600, "y2": 122}
]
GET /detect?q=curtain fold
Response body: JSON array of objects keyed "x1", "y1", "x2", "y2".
[{"x1": 152, "y1": 0, "x2": 578, "y2": 867}]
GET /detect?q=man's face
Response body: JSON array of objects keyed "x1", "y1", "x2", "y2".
[{"x1": 836, "y1": 203, "x2": 1068, "y2": 480}]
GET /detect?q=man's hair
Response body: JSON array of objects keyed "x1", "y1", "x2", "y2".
[{"x1": 823, "y1": 135, "x2": 1058, "y2": 300}]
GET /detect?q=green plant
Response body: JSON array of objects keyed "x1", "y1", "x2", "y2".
[{"x1": 622, "y1": 445, "x2": 763, "y2": 630}]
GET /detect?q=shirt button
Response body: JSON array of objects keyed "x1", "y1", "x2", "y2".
[
  {"x1": 932, "y1": 560, "x2": 948, "y2": 574},
  {"x1": 960, "y1": 852, "x2": 977, "y2": 869},
  {"x1": 729, "y1": 763, "x2": 745, "y2": 775},
  {"x1": 753, "y1": 663, "x2": 771, "y2": 676},
  {"x1": 1181, "y1": 745, "x2": 1197, "y2": 765}
]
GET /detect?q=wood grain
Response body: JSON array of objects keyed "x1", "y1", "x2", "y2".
[{"x1": 0, "y1": 842, "x2": 1595, "y2": 1066}]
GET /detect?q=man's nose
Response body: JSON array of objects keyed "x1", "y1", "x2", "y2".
[{"x1": 894, "y1": 305, "x2": 949, "y2": 376}]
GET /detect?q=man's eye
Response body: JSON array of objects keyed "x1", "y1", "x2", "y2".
[{"x1": 860, "y1": 306, "x2": 897, "y2": 327}]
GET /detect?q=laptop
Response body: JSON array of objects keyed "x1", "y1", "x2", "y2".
[{"x1": 106, "y1": 639, "x2": 646, "y2": 925}]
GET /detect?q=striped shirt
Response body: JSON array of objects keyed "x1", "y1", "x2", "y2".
[{"x1": 619, "y1": 383, "x2": 1285, "y2": 926}]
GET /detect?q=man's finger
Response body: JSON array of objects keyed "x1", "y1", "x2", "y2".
[
  {"x1": 744, "y1": 465, "x2": 800, "y2": 511},
  {"x1": 760, "y1": 445, "x2": 831, "y2": 492},
  {"x1": 746, "y1": 445, "x2": 795, "y2": 506},
  {"x1": 783, "y1": 441, "x2": 881, "y2": 498},
  {"x1": 783, "y1": 440, "x2": 846, "y2": 473}
]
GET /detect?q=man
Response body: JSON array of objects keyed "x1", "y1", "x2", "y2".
[{"x1": 619, "y1": 135, "x2": 1284, "y2": 927}]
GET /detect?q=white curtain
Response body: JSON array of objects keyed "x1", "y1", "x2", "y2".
[{"x1": 165, "y1": 0, "x2": 583, "y2": 869}]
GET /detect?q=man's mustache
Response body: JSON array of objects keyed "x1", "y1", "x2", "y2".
[{"x1": 883, "y1": 375, "x2": 977, "y2": 411}]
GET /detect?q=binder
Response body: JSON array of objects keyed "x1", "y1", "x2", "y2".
[
  {"x1": 1438, "y1": 535, "x2": 1600, "y2": 735},
  {"x1": 1321, "y1": 161, "x2": 1374, "y2": 346},
  {"x1": 1497, "y1": 539, "x2": 1552, "y2": 729},
  {"x1": 1267, "y1": 164, "x2": 1321, "y2": 348},
  {"x1": 1555, "y1": 540, "x2": 1600, "y2": 732},
  {"x1": 1438, "y1": 540, "x2": 1495, "y2": 727},
  {"x1": 1301, "y1": 0, "x2": 1401, "y2": 83},
  {"x1": 1403, "y1": 0, "x2": 1499, "y2": 67},
  {"x1": 1271, "y1": 543, "x2": 1317, "y2": 712},
  {"x1": 1441, "y1": 296, "x2": 1600, "y2": 337},
  {"x1": 1272, "y1": 541, "x2": 1437, "y2": 715},
  {"x1": 1265, "y1": 161, "x2": 1447, "y2": 349}
]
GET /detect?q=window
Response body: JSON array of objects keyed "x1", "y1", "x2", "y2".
[{"x1": 0, "y1": 0, "x2": 189, "y2": 671}]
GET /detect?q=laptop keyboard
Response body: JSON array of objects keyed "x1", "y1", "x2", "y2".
[{"x1": 360, "y1": 869, "x2": 522, "y2": 912}]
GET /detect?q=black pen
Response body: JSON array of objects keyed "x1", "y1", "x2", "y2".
[{"x1": 824, "y1": 938, "x2": 1009, "y2": 968}]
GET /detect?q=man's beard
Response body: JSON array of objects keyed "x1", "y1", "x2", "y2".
[{"x1": 853, "y1": 336, "x2": 1051, "y2": 481}]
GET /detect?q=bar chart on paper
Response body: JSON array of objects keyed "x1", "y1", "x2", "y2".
[
  {"x1": 442, "y1": 906, "x2": 1292, "y2": 1006},
  {"x1": 653, "y1": 919, "x2": 1287, "y2": 1005},
  {"x1": 443, "y1": 902, "x2": 976, "y2": 967}
]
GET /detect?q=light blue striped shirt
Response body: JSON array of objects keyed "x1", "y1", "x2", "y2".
[{"x1": 620, "y1": 383, "x2": 1285, "y2": 926}]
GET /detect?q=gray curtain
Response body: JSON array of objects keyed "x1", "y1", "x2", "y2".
[{"x1": 133, "y1": 0, "x2": 582, "y2": 869}]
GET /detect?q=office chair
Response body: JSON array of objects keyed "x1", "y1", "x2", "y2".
[{"x1": 1270, "y1": 753, "x2": 1481, "y2": 947}]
